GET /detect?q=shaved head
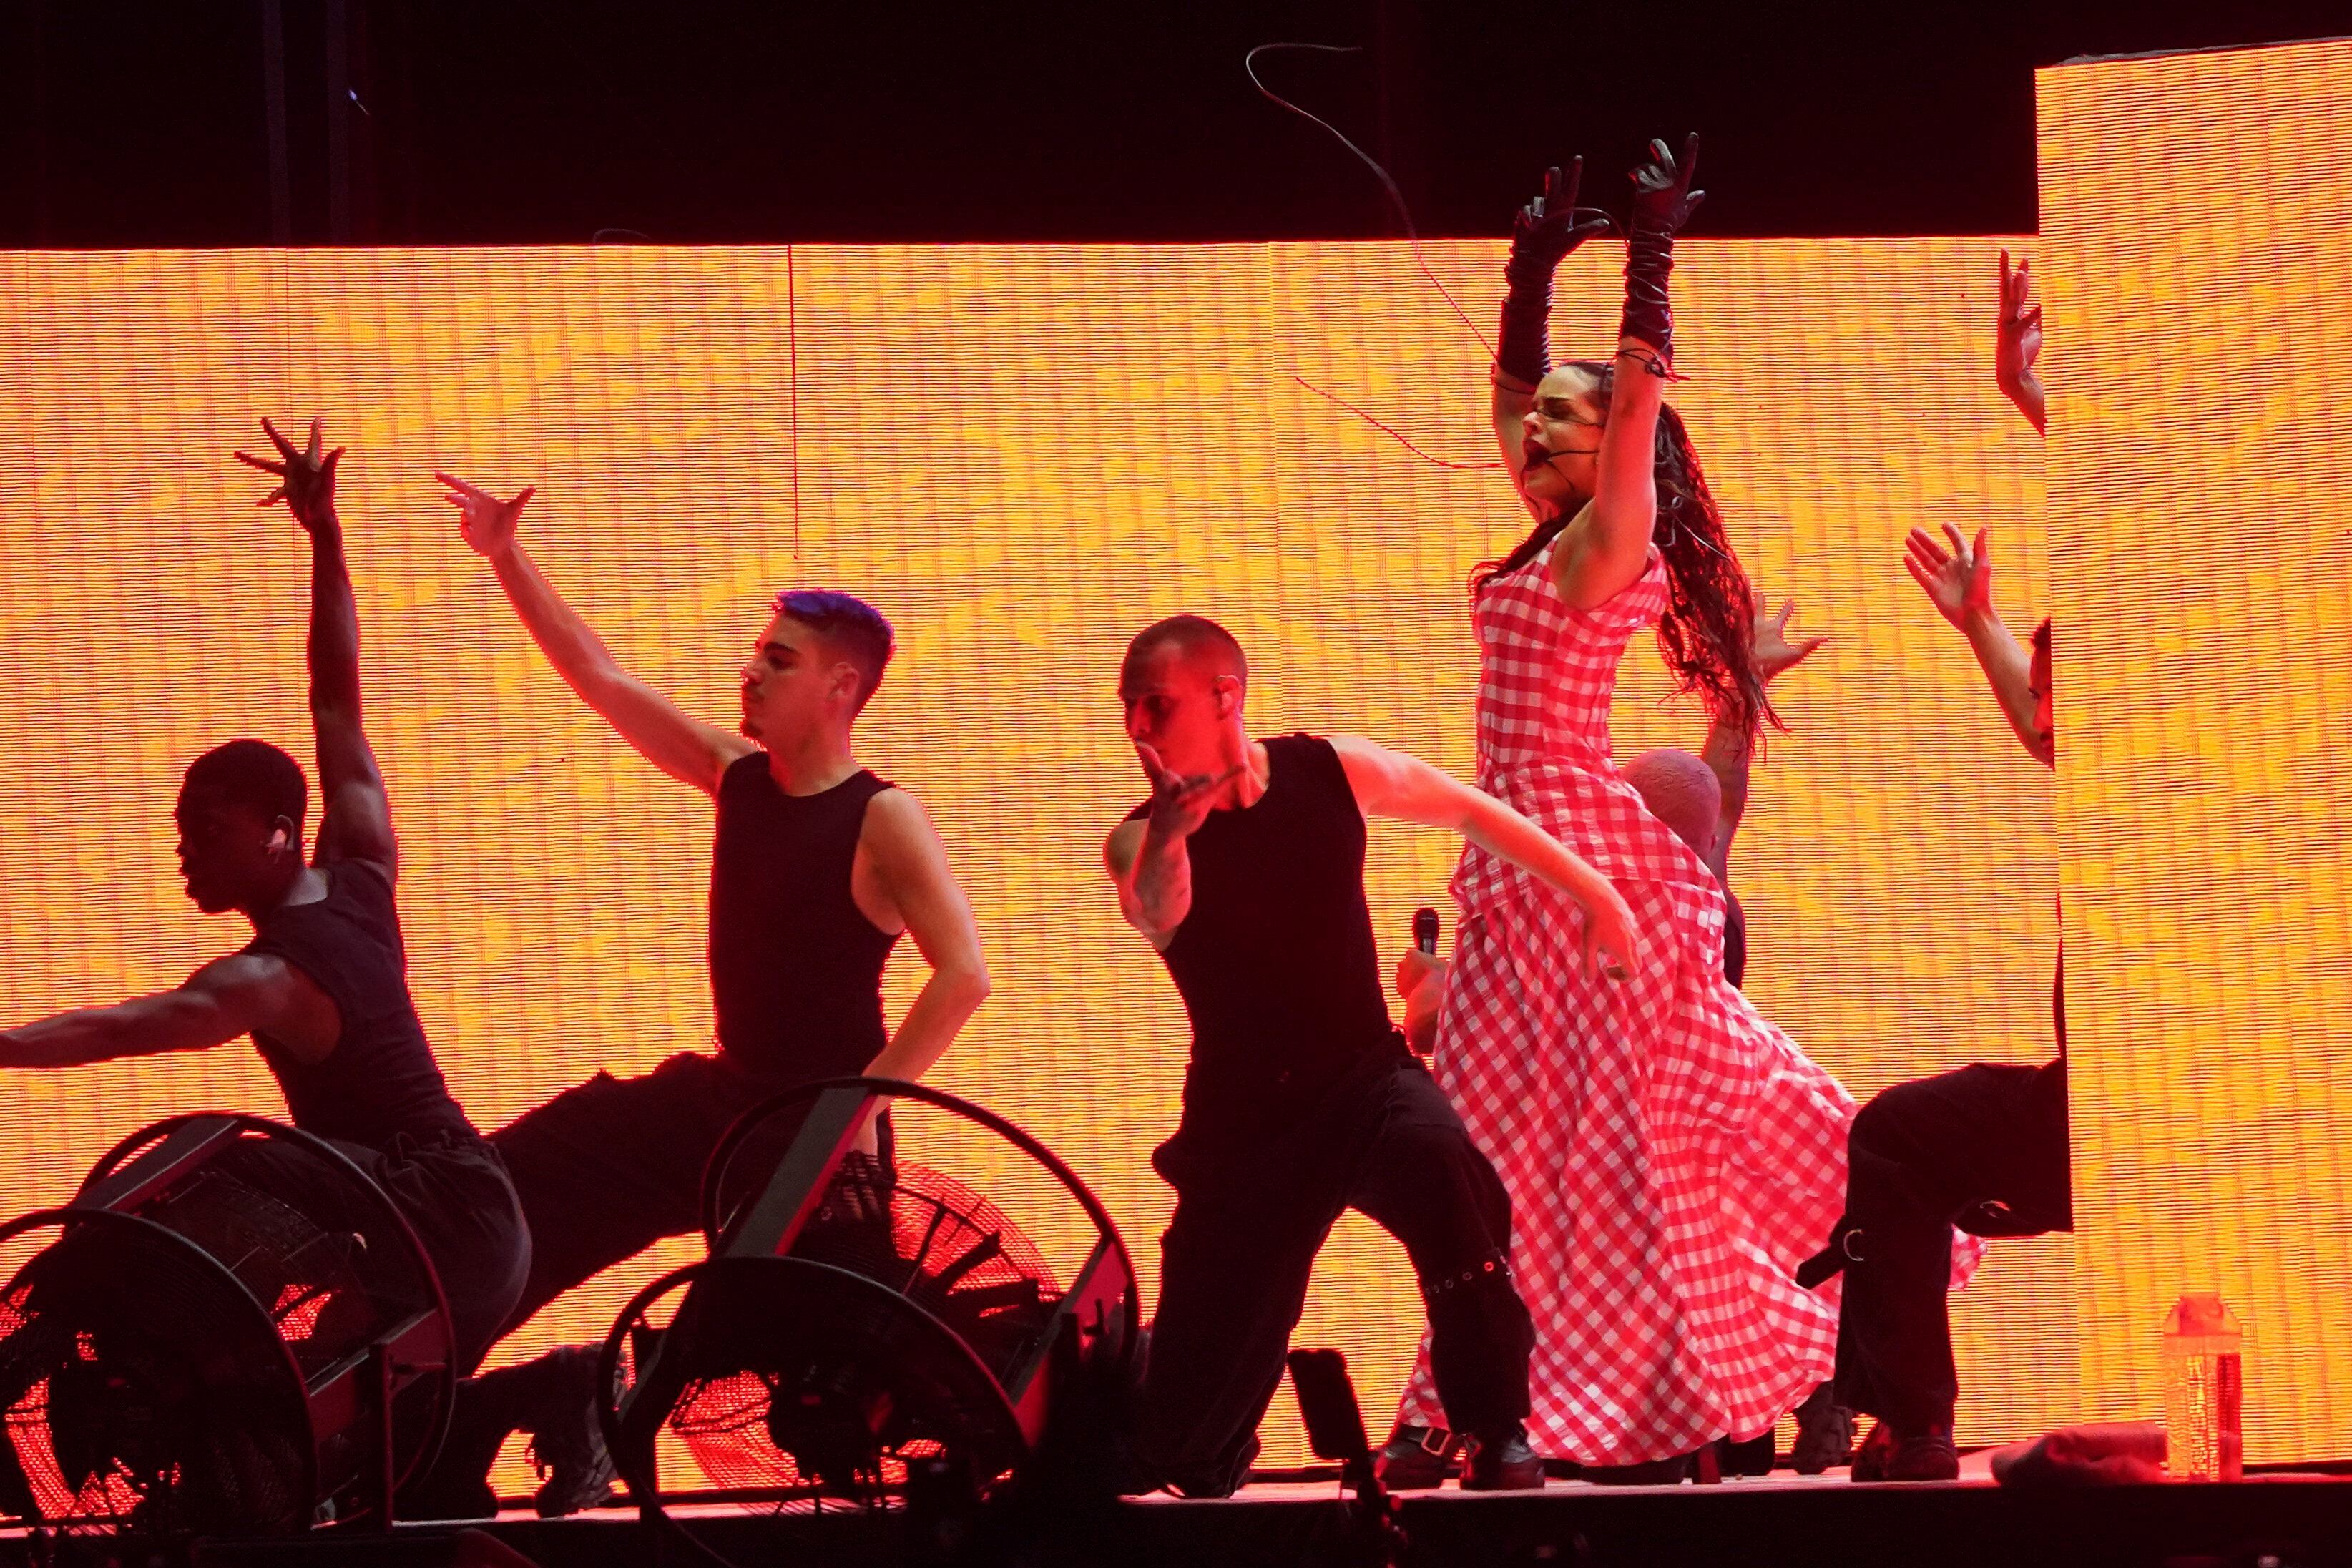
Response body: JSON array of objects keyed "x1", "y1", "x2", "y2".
[
  {"x1": 1620, "y1": 748, "x2": 1721, "y2": 860},
  {"x1": 1121, "y1": 614, "x2": 1248, "y2": 694}
]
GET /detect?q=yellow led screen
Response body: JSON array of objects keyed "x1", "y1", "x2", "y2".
[
  {"x1": 0, "y1": 216, "x2": 2081, "y2": 1481},
  {"x1": 2039, "y1": 38, "x2": 2352, "y2": 1461}
]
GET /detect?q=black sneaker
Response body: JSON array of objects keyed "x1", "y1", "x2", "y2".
[
  {"x1": 1461, "y1": 1425, "x2": 1546, "y2": 1491},
  {"x1": 522, "y1": 1347, "x2": 618, "y2": 1517},
  {"x1": 1789, "y1": 1383, "x2": 1857, "y2": 1474},
  {"x1": 1849, "y1": 1421, "x2": 1957, "y2": 1482},
  {"x1": 1372, "y1": 1426, "x2": 1461, "y2": 1490}
]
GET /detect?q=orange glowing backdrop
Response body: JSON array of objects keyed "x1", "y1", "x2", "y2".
[
  {"x1": 0, "y1": 34, "x2": 2329, "y2": 1481},
  {"x1": 2039, "y1": 36, "x2": 2352, "y2": 1462}
]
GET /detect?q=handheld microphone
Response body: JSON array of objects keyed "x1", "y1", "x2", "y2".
[{"x1": 1413, "y1": 906, "x2": 1439, "y2": 956}]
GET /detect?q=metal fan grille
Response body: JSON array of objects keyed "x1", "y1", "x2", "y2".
[
  {"x1": 0, "y1": 1224, "x2": 313, "y2": 1534},
  {"x1": 785, "y1": 1154, "x2": 1062, "y2": 1386}
]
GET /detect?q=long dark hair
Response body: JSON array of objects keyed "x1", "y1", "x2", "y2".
[{"x1": 1472, "y1": 371, "x2": 1774, "y2": 739}]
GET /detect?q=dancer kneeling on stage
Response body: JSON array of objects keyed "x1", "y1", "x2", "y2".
[
  {"x1": 0, "y1": 418, "x2": 531, "y2": 1371},
  {"x1": 1104, "y1": 614, "x2": 1637, "y2": 1496},
  {"x1": 415, "y1": 478, "x2": 991, "y2": 1516}
]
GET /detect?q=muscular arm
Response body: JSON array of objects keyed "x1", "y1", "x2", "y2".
[
  {"x1": 484, "y1": 540, "x2": 752, "y2": 795},
  {"x1": 0, "y1": 955, "x2": 318, "y2": 1069},
  {"x1": 856, "y1": 791, "x2": 991, "y2": 1083},
  {"x1": 1105, "y1": 818, "x2": 1191, "y2": 952},
  {"x1": 1328, "y1": 735, "x2": 1629, "y2": 931},
  {"x1": 305, "y1": 516, "x2": 398, "y2": 871},
  {"x1": 1550, "y1": 336, "x2": 1666, "y2": 609},
  {"x1": 1961, "y1": 607, "x2": 2053, "y2": 766},
  {"x1": 1696, "y1": 715, "x2": 1750, "y2": 881}
]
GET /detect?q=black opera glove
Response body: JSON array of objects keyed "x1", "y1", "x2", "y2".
[
  {"x1": 1620, "y1": 134, "x2": 1705, "y2": 363},
  {"x1": 1497, "y1": 158, "x2": 1612, "y2": 388}
]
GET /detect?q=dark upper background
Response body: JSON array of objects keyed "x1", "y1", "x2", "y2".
[{"x1": 0, "y1": 0, "x2": 2342, "y2": 248}]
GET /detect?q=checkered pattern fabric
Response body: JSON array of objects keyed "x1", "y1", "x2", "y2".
[{"x1": 1394, "y1": 543, "x2": 1964, "y2": 1461}]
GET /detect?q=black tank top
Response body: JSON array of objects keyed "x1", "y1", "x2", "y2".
[
  {"x1": 708, "y1": 755, "x2": 901, "y2": 1081},
  {"x1": 241, "y1": 858, "x2": 476, "y2": 1149},
  {"x1": 1130, "y1": 735, "x2": 1399, "y2": 1115}
]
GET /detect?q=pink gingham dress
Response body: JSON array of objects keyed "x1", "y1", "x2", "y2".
[{"x1": 1392, "y1": 540, "x2": 1857, "y2": 1461}]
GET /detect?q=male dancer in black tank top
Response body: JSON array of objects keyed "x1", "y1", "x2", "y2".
[
  {"x1": 0, "y1": 416, "x2": 530, "y2": 1369},
  {"x1": 1104, "y1": 615, "x2": 1640, "y2": 1496},
  {"x1": 417, "y1": 474, "x2": 991, "y2": 1516}
]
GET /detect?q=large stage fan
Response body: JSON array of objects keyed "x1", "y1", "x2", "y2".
[
  {"x1": 0, "y1": 1115, "x2": 454, "y2": 1535},
  {"x1": 599, "y1": 1078, "x2": 1136, "y2": 1511}
]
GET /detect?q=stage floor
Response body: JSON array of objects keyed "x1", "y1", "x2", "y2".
[{"x1": 36, "y1": 1456, "x2": 2336, "y2": 1568}]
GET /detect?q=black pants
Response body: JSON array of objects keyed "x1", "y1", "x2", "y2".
[
  {"x1": 226, "y1": 1130, "x2": 531, "y2": 1377},
  {"x1": 1139, "y1": 1062, "x2": 1534, "y2": 1497},
  {"x1": 489, "y1": 1051, "x2": 795, "y2": 1336},
  {"x1": 1831, "y1": 1059, "x2": 2071, "y2": 1434}
]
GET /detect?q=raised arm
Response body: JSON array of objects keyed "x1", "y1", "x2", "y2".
[
  {"x1": 236, "y1": 417, "x2": 395, "y2": 871},
  {"x1": 0, "y1": 954, "x2": 318, "y2": 1070},
  {"x1": 1328, "y1": 735, "x2": 1635, "y2": 979},
  {"x1": 438, "y1": 474, "x2": 752, "y2": 796},
  {"x1": 1904, "y1": 524, "x2": 2052, "y2": 765},
  {"x1": 855, "y1": 791, "x2": 992, "y2": 1084},
  {"x1": 1552, "y1": 136, "x2": 1702, "y2": 609},
  {"x1": 1492, "y1": 160, "x2": 1612, "y2": 484},
  {"x1": 1698, "y1": 596, "x2": 1826, "y2": 874}
]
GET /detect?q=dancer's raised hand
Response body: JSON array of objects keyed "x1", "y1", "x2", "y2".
[
  {"x1": 1996, "y1": 249, "x2": 2047, "y2": 433},
  {"x1": 1903, "y1": 524, "x2": 1995, "y2": 629},
  {"x1": 1627, "y1": 134, "x2": 1705, "y2": 236},
  {"x1": 436, "y1": 471, "x2": 536, "y2": 557},
  {"x1": 1512, "y1": 159, "x2": 1613, "y2": 270},
  {"x1": 235, "y1": 416, "x2": 343, "y2": 531},
  {"x1": 1753, "y1": 596, "x2": 1827, "y2": 682}
]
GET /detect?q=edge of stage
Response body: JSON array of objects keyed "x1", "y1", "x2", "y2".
[{"x1": 17, "y1": 1461, "x2": 2351, "y2": 1568}]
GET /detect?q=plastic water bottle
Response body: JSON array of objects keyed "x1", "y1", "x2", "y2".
[{"x1": 2161, "y1": 1293, "x2": 2243, "y2": 1481}]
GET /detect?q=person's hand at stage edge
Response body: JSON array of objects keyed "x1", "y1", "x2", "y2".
[
  {"x1": 438, "y1": 471, "x2": 537, "y2": 557},
  {"x1": 235, "y1": 416, "x2": 343, "y2": 532},
  {"x1": 1136, "y1": 743, "x2": 1239, "y2": 843},
  {"x1": 1904, "y1": 524, "x2": 1995, "y2": 632},
  {"x1": 1996, "y1": 250, "x2": 2047, "y2": 436},
  {"x1": 1513, "y1": 160, "x2": 1613, "y2": 273},
  {"x1": 1752, "y1": 594, "x2": 1826, "y2": 684},
  {"x1": 1627, "y1": 134, "x2": 1704, "y2": 237}
]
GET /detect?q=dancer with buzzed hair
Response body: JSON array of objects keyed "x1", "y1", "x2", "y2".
[
  {"x1": 1105, "y1": 612, "x2": 1637, "y2": 1496},
  {"x1": 410, "y1": 474, "x2": 993, "y2": 1516}
]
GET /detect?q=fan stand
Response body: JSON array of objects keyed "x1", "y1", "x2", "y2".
[
  {"x1": 57, "y1": 1114, "x2": 456, "y2": 1533},
  {"x1": 606, "y1": 1077, "x2": 1139, "y2": 1522}
]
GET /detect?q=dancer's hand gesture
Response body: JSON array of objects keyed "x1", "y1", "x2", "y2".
[
  {"x1": 1752, "y1": 596, "x2": 1827, "y2": 683},
  {"x1": 436, "y1": 471, "x2": 536, "y2": 557},
  {"x1": 1136, "y1": 744, "x2": 1237, "y2": 842},
  {"x1": 1904, "y1": 524, "x2": 1995, "y2": 630},
  {"x1": 1996, "y1": 250, "x2": 2047, "y2": 433},
  {"x1": 1627, "y1": 134, "x2": 1705, "y2": 236},
  {"x1": 1512, "y1": 159, "x2": 1612, "y2": 270},
  {"x1": 1581, "y1": 881, "x2": 1638, "y2": 984},
  {"x1": 235, "y1": 416, "x2": 343, "y2": 532}
]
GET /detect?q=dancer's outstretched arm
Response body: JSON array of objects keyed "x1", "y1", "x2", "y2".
[
  {"x1": 237, "y1": 416, "x2": 396, "y2": 872},
  {"x1": 1905, "y1": 524, "x2": 2052, "y2": 766},
  {"x1": 1328, "y1": 735, "x2": 1635, "y2": 979},
  {"x1": 1492, "y1": 159, "x2": 1612, "y2": 486},
  {"x1": 441, "y1": 474, "x2": 753, "y2": 796},
  {"x1": 1553, "y1": 136, "x2": 1703, "y2": 609},
  {"x1": 1699, "y1": 595, "x2": 1826, "y2": 877}
]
